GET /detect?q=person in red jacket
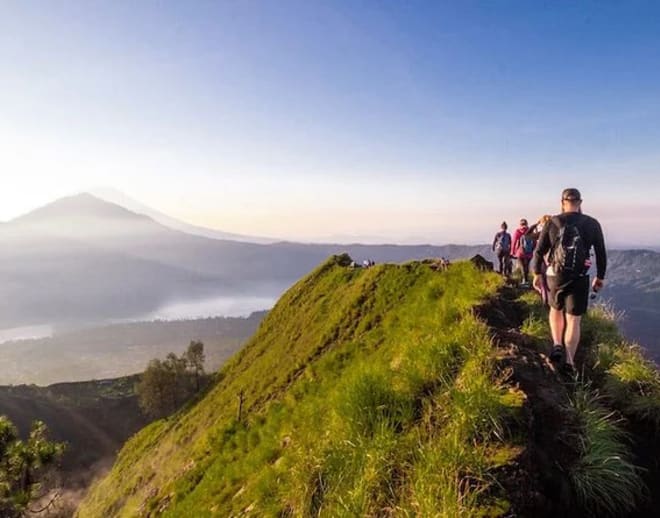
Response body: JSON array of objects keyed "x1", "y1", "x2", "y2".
[{"x1": 511, "y1": 218, "x2": 534, "y2": 285}]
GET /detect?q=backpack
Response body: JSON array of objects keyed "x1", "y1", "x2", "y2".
[
  {"x1": 495, "y1": 232, "x2": 511, "y2": 253},
  {"x1": 550, "y1": 217, "x2": 590, "y2": 280},
  {"x1": 520, "y1": 233, "x2": 535, "y2": 255}
]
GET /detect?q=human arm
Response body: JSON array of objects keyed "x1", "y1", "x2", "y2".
[
  {"x1": 526, "y1": 223, "x2": 539, "y2": 237},
  {"x1": 592, "y1": 219, "x2": 607, "y2": 290},
  {"x1": 533, "y1": 221, "x2": 552, "y2": 275},
  {"x1": 511, "y1": 229, "x2": 520, "y2": 257}
]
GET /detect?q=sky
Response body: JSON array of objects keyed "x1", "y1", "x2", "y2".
[{"x1": 1, "y1": 1, "x2": 659, "y2": 245}]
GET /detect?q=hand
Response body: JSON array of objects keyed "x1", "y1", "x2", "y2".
[
  {"x1": 532, "y1": 274, "x2": 544, "y2": 292},
  {"x1": 592, "y1": 278, "x2": 605, "y2": 293}
]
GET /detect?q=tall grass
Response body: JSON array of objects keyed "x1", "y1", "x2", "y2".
[
  {"x1": 78, "y1": 259, "x2": 529, "y2": 518},
  {"x1": 595, "y1": 342, "x2": 660, "y2": 427},
  {"x1": 567, "y1": 385, "x2": 644, "y2": 517},
  {"x1": 337, "y1": 367, "x2": 414, "y2": 438}
]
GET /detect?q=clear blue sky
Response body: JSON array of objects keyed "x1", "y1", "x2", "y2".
[{"x1": 1, "y1": 1, "x2": 659, "y2": 245}]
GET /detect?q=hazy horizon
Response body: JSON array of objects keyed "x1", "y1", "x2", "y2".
[{"x1": 1, "y1": 189, "x2": 658, "y2": 248}]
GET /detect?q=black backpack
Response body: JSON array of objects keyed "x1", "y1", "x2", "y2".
[{"x1": 550, "y1": 217, "x2": 590, "y2": 280}]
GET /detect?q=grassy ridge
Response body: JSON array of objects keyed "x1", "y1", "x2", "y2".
[
  {"x1": 78, "y1": 257, "x2": 520, "y2": 517},
  {"x1": 78, "y1": 257, "x2": 660, "y2": 517}
]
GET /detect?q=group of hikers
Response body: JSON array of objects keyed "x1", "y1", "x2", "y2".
[
  {"x1": 492, "y1": 188, "x2": 607, "y2": 376},
  {"x1": 350, "y1": 259, "x2": 376, "y2": 269}
]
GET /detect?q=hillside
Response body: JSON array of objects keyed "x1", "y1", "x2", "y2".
[
  {"x1": 606, "y1": 249, "x2": 660, "y2": 360},
  {"x1": 78, "y1": 256, "x2": 660, "y2": 517},
  {"x1": 0, "y1": 376, "x2": 150, "y2": 497}
]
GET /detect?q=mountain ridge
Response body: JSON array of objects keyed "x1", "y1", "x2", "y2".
[{"x1": 77, "y1": 256, "x2": 660, "y2": 517}]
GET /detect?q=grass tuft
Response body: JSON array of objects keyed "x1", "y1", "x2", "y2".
[
  {"x1": 337, "y1": 367, "x2": 413, "y2": 438},
  {"x1": 567, "y1": 385, "x2": 645, "y2": 517}
]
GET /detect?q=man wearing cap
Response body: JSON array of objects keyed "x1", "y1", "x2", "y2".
[{"x1": 532, "y1": 188, "x2": 607, "y2": 375}]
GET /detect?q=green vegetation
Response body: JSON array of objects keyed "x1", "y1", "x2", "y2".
[
  {"x1": 79, "y1": 257, "x2": 523, "y2": 517},
  {"x1": 587, "y1": 305, "x2": 660, "y2": 427},
  {"x1": 135, "y1": 341, "x2": 209, "y2": 418},
  {"x1": 0, "y1": 417, "x2": 64, "y2": 517},
  {"x1": 77, "y1": 256, "x2": 660, "y2": 517},
  {"x1": 518, "y1": 294, "x2": 659, "y2": 516},
  {"x1": 567, "y1": 386, "x2": 643, "y2": 517}
]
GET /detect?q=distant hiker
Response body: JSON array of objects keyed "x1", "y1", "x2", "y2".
[
  {"x1": 533, "y1": 188, "x2": 607, "y2": 375},
  {"x1": 512, "y1": 218, "x2": 535, "y2": 285},
  {"x1": 492, "y1": 222, "x2": 512, "y2": 275},
  {"x1": 430, "y1": 257, "x2": 449, "y2": 272}
]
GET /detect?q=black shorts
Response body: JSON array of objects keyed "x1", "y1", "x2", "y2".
[{"x1": 547, "y1": 275, "x2": 590, "y2": 316}]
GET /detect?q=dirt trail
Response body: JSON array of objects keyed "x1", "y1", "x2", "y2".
[{"x1": 476, "y1": 286, "x2": 660, "y2": 518}]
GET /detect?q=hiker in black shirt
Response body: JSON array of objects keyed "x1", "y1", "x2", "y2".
[{"x1": 532, "y1": 188, "x2": 607, "y2": 375}]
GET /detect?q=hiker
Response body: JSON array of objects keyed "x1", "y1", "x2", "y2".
[
  {"x1": 527, "y1": 215, "x2": 552, "y2": 242},
  {"x1": 512, "y1": 218, "x2": 535, "y2": 285},
  {"x1": 532, "y1": 188, "x2": 607, "y2": 375},
  {"x1": 529, "y1": 215, "x2": 552, "y2": 305},
  {"x1": 492, "y1": 222, "x2": 512, "y2": 275}
]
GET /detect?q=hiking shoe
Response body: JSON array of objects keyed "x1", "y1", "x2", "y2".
[{"x1": 549, "y1": 345, "x2": 564, "y2": 363}]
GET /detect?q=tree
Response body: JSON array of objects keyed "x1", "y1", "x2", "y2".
[
  {"x1": 164, "y1": 352, "x2": 189, "y2": 410},
  {"x1": 185, "y1": 340, "x2": 205, "y2": 391},
  {"x1": 135, "y1": 343, "x2": 207, "y2": 418},
  {"x1": 0, "y1": 416, "x2": 64, "y2": 517},
  {"x1": 136, "y1": 359, "x2": 175, "y2": 418}
]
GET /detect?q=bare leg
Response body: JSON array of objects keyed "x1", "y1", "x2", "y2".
[
  {"x1": 564, "y1": 314, "x2": 582, "y2": 366},
  {"x1": 522, "y1": 257, "x2": 530, "y2": 284},
  {"x1": 549, "y1": 307, "x2": 565, "y2": 346}
]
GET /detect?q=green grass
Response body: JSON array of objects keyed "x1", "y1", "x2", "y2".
[
  {"x1": 509, "y1": 286, "x2": 658, "y2": 516},
  {"x1": 580, "y1": 301, "x2": 660, "y2": 427},
  {"x1": 78, "y1": 257, "x2": 522, "y2": 517},
  {"x1": 77, "y1": 256, "x2": 660, "y2": 518},
  {"x1": 567, "y1": 385, "x2": 644, "y2": 517}
]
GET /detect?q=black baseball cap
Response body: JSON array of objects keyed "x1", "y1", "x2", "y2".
[{"x1": 562, "y1": 188, "x2": 582, "y2": 201}]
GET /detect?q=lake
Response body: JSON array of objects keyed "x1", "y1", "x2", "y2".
[
  {"x1": 0, "y1": 324, "x2": 54, "y2": 344},
  {"x1": 0, "y1": 294, "x2": 278, "y2": 345},
  {"x1": 134, "y1": 294, "x2": 278, "y2": 321}
]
